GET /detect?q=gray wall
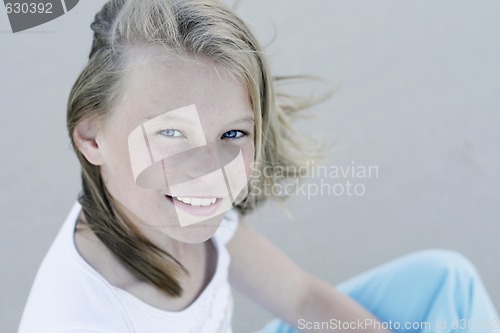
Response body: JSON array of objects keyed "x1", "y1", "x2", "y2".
[{"x1": 1, "y1": 1, "x2": 499, "y2": 332}]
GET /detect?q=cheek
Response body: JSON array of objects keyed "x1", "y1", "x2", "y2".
[
  {"x1": 241, "y1": 141, "x2": 255, "y2": 178},
  {"x1": 100, "y1": 135, "x2": 142, "y2": 196},
  {"x1": 223, "y1": 141, "x2": 254, "y2": 199}
]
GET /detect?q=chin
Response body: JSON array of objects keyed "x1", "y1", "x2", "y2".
[{"x1": 166, "y1": 214, "x2": 224, "y2": 244}]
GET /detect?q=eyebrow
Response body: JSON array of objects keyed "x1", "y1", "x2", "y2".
[
  {"x1": 142, "y1": 112, "x2": 202, "y2": 129},
  {"x1": 225, "y1": 116, "x2": 255, "y2": 126},
  {"x1": 144, "y1": 112, "x2": 187, "y2": 122},
  {"x1": 144, "y1": 113, "x2": 254, "y2": 126}
]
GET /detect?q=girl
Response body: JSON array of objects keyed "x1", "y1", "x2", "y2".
[{"x1": 19, "y1": 0, "x2": 499, "y2": 332}]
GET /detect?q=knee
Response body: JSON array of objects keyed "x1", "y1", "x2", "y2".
[{"x1": 404, "y1": 249, "x2": 479, "y2": 280}]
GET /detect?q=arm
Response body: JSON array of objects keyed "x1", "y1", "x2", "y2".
[{"x1": 226, "y1": 217, "x2": 392, "y2": 333}]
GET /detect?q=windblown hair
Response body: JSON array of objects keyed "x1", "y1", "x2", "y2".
[{"x1": 67, "y1": 0, "x2": 327, "y2": 297}]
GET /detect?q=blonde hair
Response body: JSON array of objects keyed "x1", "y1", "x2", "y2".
[{"x1": 67, "y1": 0, "x2": 327, "y2": 297}]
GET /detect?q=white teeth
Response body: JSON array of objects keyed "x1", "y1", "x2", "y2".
[
  {"x1": 201, "y1": 198, "x2": 216, "y2": 206},
  {"x1": 172, "y1": 196, "x2": 217, "y2": 207},
  {"x1": 191, "y1": 198, "x2": 202, "y2": 206}
]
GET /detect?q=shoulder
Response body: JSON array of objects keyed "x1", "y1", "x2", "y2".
[
  {"x1": 19, "y1": 248, "x2": 131, "y2": 332},
  {"x1": 19, "y1": 203, "x2": 131, "y2": 333}
]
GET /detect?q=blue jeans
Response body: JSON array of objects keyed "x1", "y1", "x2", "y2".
[{"x1": 255, "y1": 249, "x2": 500, "y2": 333}]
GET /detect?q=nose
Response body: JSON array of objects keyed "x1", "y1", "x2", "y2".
[{"x1": 135, "y1": 141, "x2": 241, "y2": 189}]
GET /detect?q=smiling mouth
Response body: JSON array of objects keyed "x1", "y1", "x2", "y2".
[
  {"x1": 172, "y1": 196, "x2": 217, "y2": 207},
  {"x1": 165, "y1": 194, "x2": 222, "y2": 208},
  {"x1": 164, "y1": 194, "x2": 224, "y2": 218}
]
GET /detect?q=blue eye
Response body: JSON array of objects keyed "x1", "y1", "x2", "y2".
[
  {"x1": 157, "y1": 129, "x2": 183, "y2": 137},
  {"x1": 222, "y1": 130, "x2": 246, "y2": 139}
]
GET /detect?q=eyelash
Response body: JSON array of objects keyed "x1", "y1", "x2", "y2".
[
  {"x1": 221, "y1": 130, "x2": 248, "y2": 140},
  {"x1": 156, "y1": 129, "x2": 184, "y2": 138},
  {"x1": 156, "y1": 129, "x2": 248, "y2": 140}
]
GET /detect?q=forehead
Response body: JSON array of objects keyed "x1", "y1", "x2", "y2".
[{"x1": 114, "y1": 46, "x2": 254, "y2": 124}]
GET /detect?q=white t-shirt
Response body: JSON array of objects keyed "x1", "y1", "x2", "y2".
[{"x1": 19, "y1": 201, "x2": 239, "y2": 333}]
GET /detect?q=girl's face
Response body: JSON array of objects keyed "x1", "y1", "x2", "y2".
[{"x1": 95, "y1": 51, "x2": 255, "y2": 244}]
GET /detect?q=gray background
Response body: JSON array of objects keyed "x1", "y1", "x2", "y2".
[{"x1": 1, "y1": 1, "x2": 499, "y2": 332}]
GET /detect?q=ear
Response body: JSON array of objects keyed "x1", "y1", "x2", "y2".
[{"x1": 73, "y1": 118, "x2": 105, "y2": 166}]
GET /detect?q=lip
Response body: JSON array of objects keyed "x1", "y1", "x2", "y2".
[
  {"x1": 163, "y1": 191, "x2": 227, "y2": 198},
  {"x1": 165, "y1": 195, "x2": 224, "y2": 217}
]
